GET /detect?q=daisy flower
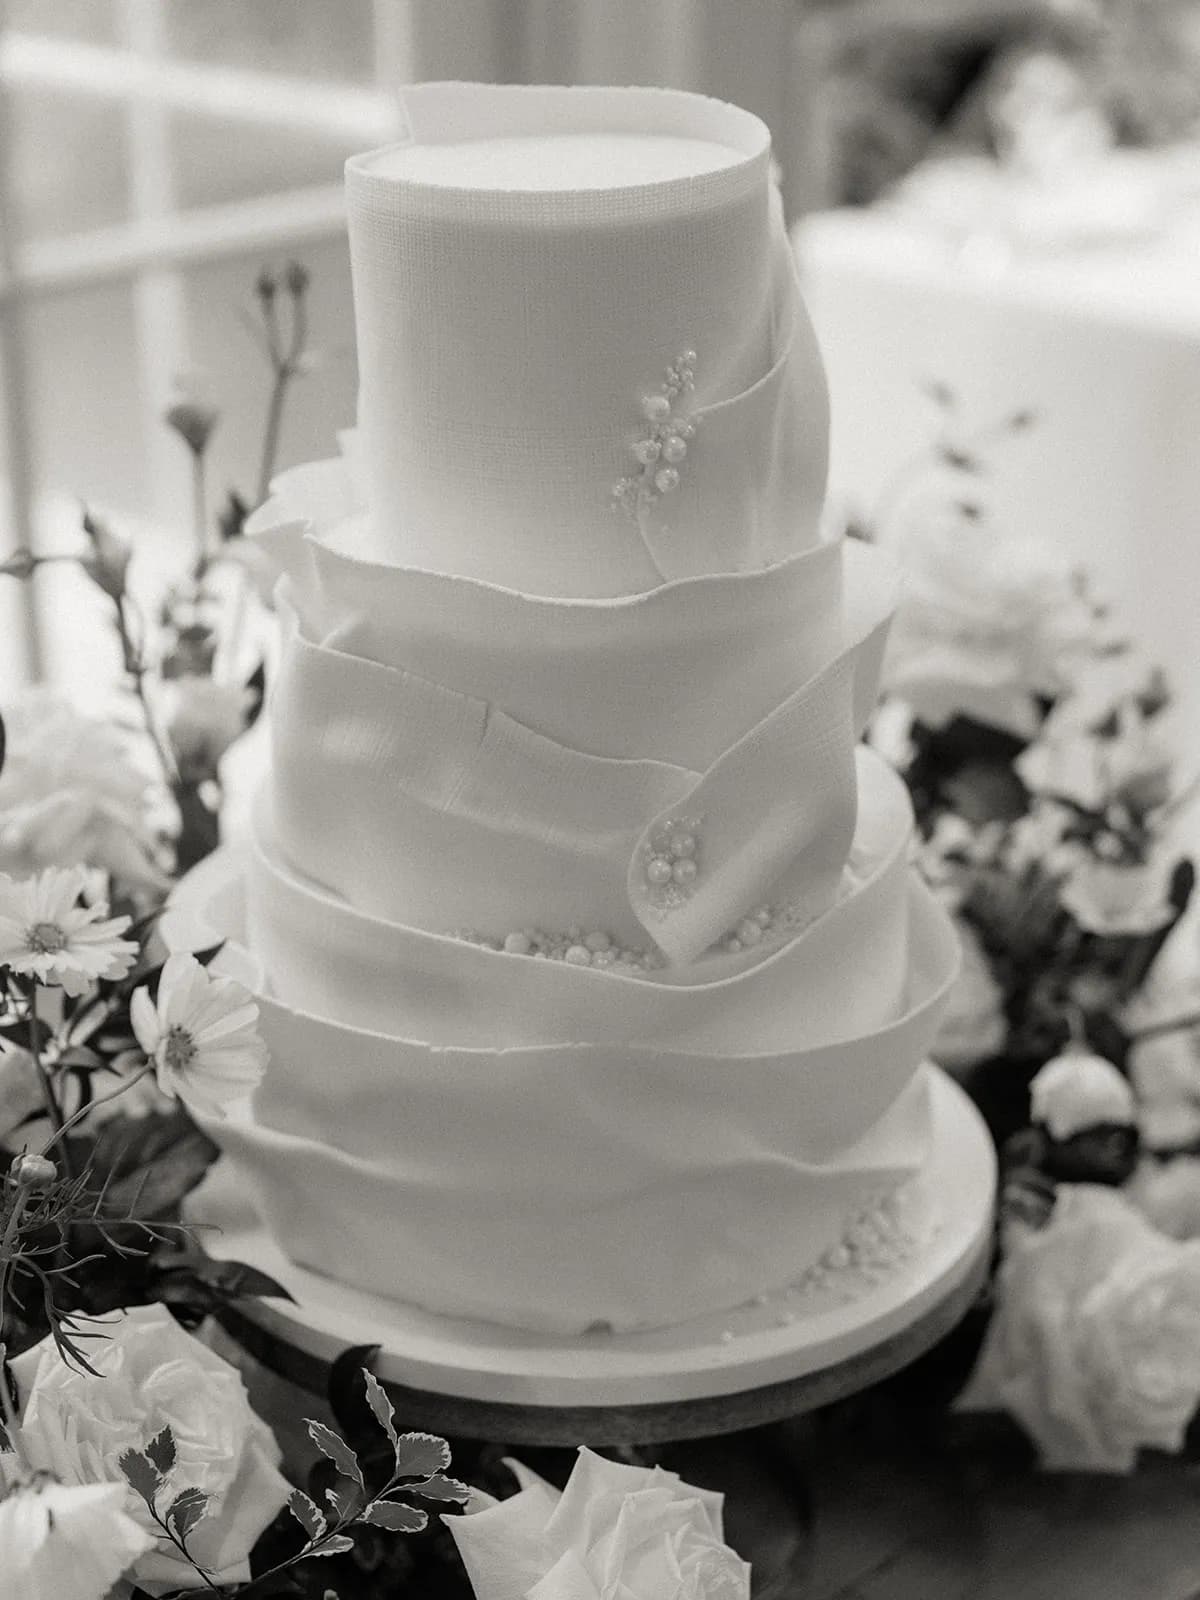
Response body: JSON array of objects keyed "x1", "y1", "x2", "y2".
[
  {"x1": 0, "y1": 869, "x2": 137, "y2": 997},
  {"x1": 130, "y1": 952, "x2": 267, "y2": 1119}
]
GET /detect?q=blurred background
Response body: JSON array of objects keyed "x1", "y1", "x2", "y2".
[{"x1": 2, "y1": 0, "x2": 1199, "y2": 723}]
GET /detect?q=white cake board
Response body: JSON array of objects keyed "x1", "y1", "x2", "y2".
[{"x1": 194, "y1": 1067, "x2": 994, "y2": 1440}]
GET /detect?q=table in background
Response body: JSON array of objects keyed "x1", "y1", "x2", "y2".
[{"x1": 794, "y1": 152, "x2": 1200, "y2": 773}]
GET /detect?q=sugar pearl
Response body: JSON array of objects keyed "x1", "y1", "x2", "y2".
[
  {"x1": 584, "y1": 930, "x2": 612, "y2": 953},
  {"x1": 662, "y1": 435, "x2": 688, "y2": 463},
  {"x1": 641, "y1": 393, "x2": 671, "y2": 423},
  {"x1": 754, "y1": 907, "x2": 773, "y2": 928},
  {"x1": 676, "y1": 418, "x2": 697, "y2": 440},
  {"x1": 736, "y1": 918, "x2": 762, "y2": 947},
  {"x1": 503, "y1": 931, "x2": 533, "y2": 956},
  {"x1": 564, "y1": 944, "x2": 593, "y2": 967},
  {"x1": 633, "y1": 437, "x2": 661, "y2": 466},
  {"x1": 680, "y1": 349, "x2": 697, "y2": 367},
  {"x1": 826, "y1": 1243, "x2": 851, "y2": 1270},
  {"x1": 592, "y1": 949, "x2": 615, "y2": 968},
  {"x1": 667, "y1": 830, "x2": 696, "y2": 859},
  {"x1": 646, "y1": 855, "x2": 673, "y2": 887},
  {"x1": 654, "y1": 467, "x2": 680, "y2": 495},
  {"x1": 672, "y1": 857, "x2": 698, "y2": 886}
]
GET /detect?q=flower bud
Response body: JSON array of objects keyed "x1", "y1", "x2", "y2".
[
  {"x1": 165, "y1": 400, "x2": 219, "y2": 458},
  {"x1": 10, "y1": 1152, "x2": 58, "y2": 1190}
]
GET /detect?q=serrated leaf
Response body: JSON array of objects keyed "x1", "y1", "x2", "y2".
[
  {"x1": 307, "y1": 1421, "x2": 364, "y2": 1488},
  {"x1": 411, "y1": 1473, "x2": 471, "y2": 1505},
  {"x1": 165, "y1": 1487, "x2": 209, "y2": 1544},
  {"x1": 392, "y1": 1432, "x2": 450, "y2": 1481},
  {"x1": 361, "y1": 1500, "x2": 428, "y2": 1534},
  {"x1": 145, "y1": 1425, "x2": 176, "y2": 1475},
  {"x1": 362, "y1": 1370, "x2": 397, "y2": 1449},
  {"x1": 118, "y1": 1448, "x2": 161, "y2": 1507},
  {"x1": 306, "y1": 1534, "x2": 356, "y2": 1558},
  {"x1": 325, "y1": 1487, "x2": 349, "y2": 1517},
  {"x1": 288, "y1": 1487, "x2": 327, "y2": 1542}
]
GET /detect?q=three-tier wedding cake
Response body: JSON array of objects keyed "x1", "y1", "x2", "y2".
[{"x1": 198, "y1": 83, "x2": 960, "y2": 1336}]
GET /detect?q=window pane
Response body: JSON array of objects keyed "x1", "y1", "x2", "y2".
[
  {"x1": 7, "y1": 86, "x2": 131, "y2": 242},
  {"x1": 165, "y1": 0, "x2": 376, "y2": 83},
  {"x1": 170, "y1": 111, "x2": 358, "y2": 211},
  {"x1": 5, "y1": 0, "x2": 117, "y2": 44}
]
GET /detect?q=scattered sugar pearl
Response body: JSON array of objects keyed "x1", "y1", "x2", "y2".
[
  {"x1": 654, "y1": 466, "x2": 680, "y2": 495},
  {"x1": 503, "y1": 931, "x2": 533, "y2": 956},
  {"x1": 662, "y1": 434, "x2": 688, "y2": 464},
  {"x1": 667, "y1": 830, "x2": 696, "y2": 859},
  {"x1": 592, "y1": 949, "x2": 615, "y2": 968},
  {"x1": 676, "y1": 418, "x2": 696, "y2": 440},
  {"x1": 633, "y1": 437, "x2": 661, "y2": 466},
  {"x1": 646, "y1": 855, "x2": 673, "y2": 887},
  {"x1": 671, "y1": 857, "x2": 698, "y2": 886},
  {"x1": 736, "y1": 918, "x2": 762, "y2": 947},
  {"x1": 680, "y1": 349, "x2": 697, "y2": 367},
  {"x1": 641, "y1": 392, "x2": 671, "y2": 423},
  {"x1": 584, "y1": 930, "x2": 612, "y2": 953},
  {"x1": 564, "y1": 944, "x2": 593, "y2": 967}
]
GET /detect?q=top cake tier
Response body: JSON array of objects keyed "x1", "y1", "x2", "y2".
[{"x1": 346, "y1": 83, "x2": 829, "y2": 596}]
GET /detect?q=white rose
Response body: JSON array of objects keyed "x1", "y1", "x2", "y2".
[
  {"x1": 0, "y1": 1458, "x2": 153, "y2": 1600},
  {"x1": 881, "y1": 503, "x2": 1089, "y2": 737},
  {"x1": 12, "y1": 1303, "x2": 290, "y2": 1592},
  {"x1": 449, "y1": 1447, "x2": 750, "y2": 1600},
  {"x1": 1018, "y1": 708, "x2": 1174, "y2": 816},
  {"x1": 932, "y1": 920, "x2": 1007, "y2": 1070},
  {"x1": 0, "y1": 690, "x2": 165, "y2": 891},
  {"x1": 958, "y1": 1184, "x2": 1200, "y2": 1471},
  {"x1": 1127, "y1": 1158, "x2": 1200, "y2": 1240},
  {"x1": 1060, "y1": 856, "x2": 1176, "y2": 937}
]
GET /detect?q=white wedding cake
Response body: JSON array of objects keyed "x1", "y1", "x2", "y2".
[{"x1": 201, "y1": 84, "x2": 960, "y2": 1335}]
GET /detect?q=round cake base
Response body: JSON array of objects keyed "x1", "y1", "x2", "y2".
[{"x1": 193, "y1": 1067, "x2": 994, "y2": 1445}]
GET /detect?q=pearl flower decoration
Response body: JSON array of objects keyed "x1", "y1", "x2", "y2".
[
  {"x1": 640, "y1": 818, "x2": 703, "y2": 912},
  {"x1": 613, "y1": 352, "x2": 699, "y2": 522}
]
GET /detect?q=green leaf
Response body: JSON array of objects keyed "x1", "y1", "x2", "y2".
[
  {"x1": 145, "y1": 1425, "x2": 176, "y2": 1475},
  {"x1": 118, "y1": 1448, "x2": 161, "y2": 1508},
  {"x1": 288, "y1": 1487, "x2": 327, "y2": 1542},
  {"x1": 307, "y1": 1421, "x2": 364, "y2": 1489},
  {"x1": 305, "y1": 1534, "x2": 356, "y2": 1558},
  {"x1": 411, "y1": 1473, "x2": 471, "y2": 1505},
  {"x1": 393, "y1": 1432, "x2": 450, "y2": 1481},
  {"x1": 361, "y1": 1500, "x2": 428, "y2": 1534},
  {"x1": 362, "y1": 1370, "x2": 398, "y2": 1450},
  {"x1": 164, "y1": 1487, "x2": 209, "y2": 1545}
]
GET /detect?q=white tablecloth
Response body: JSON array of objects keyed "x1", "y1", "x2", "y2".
[{"x1": 794, "y1": 157, "x2": 1200, "y2": 764}]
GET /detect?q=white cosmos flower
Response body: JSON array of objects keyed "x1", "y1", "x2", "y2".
[
  {"x1": 130, "y1": 952, "x2": 267, "y2": 1118},
  {"x1": 0, "y1": 868, "x2": 137, "y2": 996},
  {"x1": 0, "y1": 1461, "x2": 153, "y2": 1600}
]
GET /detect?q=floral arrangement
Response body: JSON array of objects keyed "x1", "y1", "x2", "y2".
[
  {"x1": 866, "y1": 385, "x2": 1200, "y2": 1472},
  {"x1": 0, "y1": 265, "x2": 750, "y2": 1598}
]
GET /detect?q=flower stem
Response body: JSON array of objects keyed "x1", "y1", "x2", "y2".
[
  {"x1": 26, "y1": 996, "x2": 73, "y2": 1184},
  {"x1": 190, "y1": 451, "x2": 209, "y2": 582},
  {"x1": 35, "y1": 1066, "x2": 154, "y2": 1158}
]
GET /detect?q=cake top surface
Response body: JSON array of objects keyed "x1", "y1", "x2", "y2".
[{"x1": 361, "y1": 132, "x2": 742, "y2": 191}]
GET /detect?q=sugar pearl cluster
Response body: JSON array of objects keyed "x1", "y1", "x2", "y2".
[
  {"x1": 612, "y1": 352, "x2": 698, "y2": 520},
  {"x1": 640, "y1": 818, "x2": 702, "y2": 912},
  {"x1": 718, "y1": 896, "x2": 824, "y2": 957},
  {"x1": 458, "y1": 924, "x2": 662, "y2": 975},
  {"x1": 791, "y1": 1189, "x2": 920, "y2": 1300}
]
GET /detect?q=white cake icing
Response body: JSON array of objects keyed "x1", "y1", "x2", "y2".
[{"x1": 196, "y1": 84, "x2": 961, "y2": 1335}]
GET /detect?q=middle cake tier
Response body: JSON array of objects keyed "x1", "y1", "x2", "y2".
[{"x1": 251, "y1": 461, "x2": 897, "y2": 972}]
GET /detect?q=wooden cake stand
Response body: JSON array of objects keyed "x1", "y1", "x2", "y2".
[{"x1": 200, "y1": 1067, "x2": 994, "y2": 1447}]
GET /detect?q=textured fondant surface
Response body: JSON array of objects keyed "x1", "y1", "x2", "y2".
[{"x1": 198, "y1": 84, "x2": 961, "y2": 1334}]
